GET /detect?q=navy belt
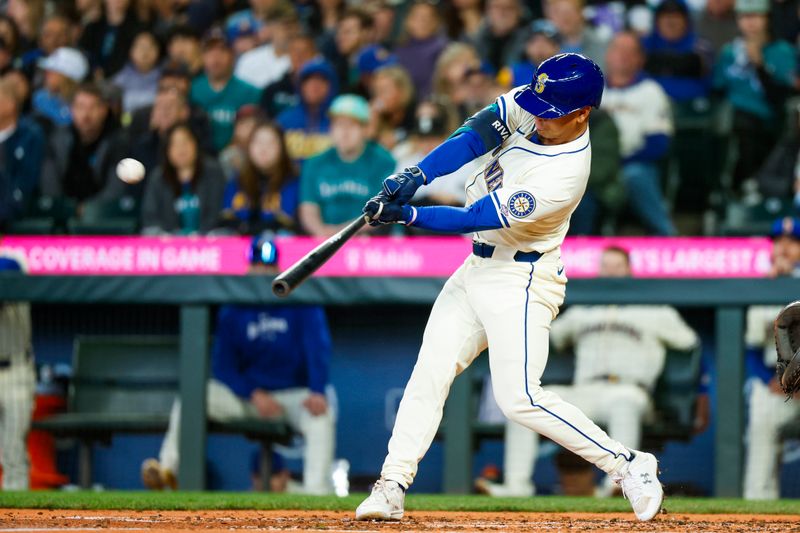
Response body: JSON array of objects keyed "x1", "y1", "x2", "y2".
[{"x1": 472, "y1": 242, "x2": 542, "y2": 263}]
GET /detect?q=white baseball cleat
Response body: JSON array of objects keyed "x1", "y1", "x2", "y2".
[
  {"x1": 355, "y1": 478, "x2": 405, "y2": 520},
  {"x1": 614, "y1": 451, "x2": 664, "y2": 521}
]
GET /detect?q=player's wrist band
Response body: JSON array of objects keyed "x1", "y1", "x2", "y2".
[{"x1": 405, "y1": 206, "x2": 418, "y2": 226}]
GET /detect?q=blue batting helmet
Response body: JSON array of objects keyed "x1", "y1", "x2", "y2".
[{"x1": 514, "y1": 53, "x2": 604, "y2": 119}]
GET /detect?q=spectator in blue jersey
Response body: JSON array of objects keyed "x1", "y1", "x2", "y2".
[
  {"x1": 190, "y1": 27, "x2": 261, "y2": 153},
  {"x1": 602, "y1": 31, "x2": 677, "y2": 236},
  {"x1": 499, "y1": 19, "x2": 561, "y2": 90},
  {"x1": 299, "y1": 94, "x2": 395, "y2": 236},
  {"x1": 713, "y1": 0, "x2": 797, "y2": 193},
  {"x1": 642, "y1": 0, "x2": 713, "y2": 103},
  {"x1": 277, "y1": 58, "x2": 338, "y2": 162},
  {"x1": 220, "y1": 120, "x2": 299, "y2": 234},
  {"x1": 142, "y1": 237, "x2": 335, "y2": 494},
  {"x1": 0, "y1": 79, "x2": 45, "y2": 229}
]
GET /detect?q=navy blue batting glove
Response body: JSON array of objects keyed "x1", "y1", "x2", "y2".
[
  {"x1": 382, "y1": 166, "x2": 426, "y2": 204},
  {"x1": 363, "y1": 196, "x2": 415, "y2": 226}
]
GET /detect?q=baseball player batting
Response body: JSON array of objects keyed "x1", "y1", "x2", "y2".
[{"x1": 355, "y1": 53, "x2": 663, "y2": 522}]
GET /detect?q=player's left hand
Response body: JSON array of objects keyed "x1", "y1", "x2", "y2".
[
  {"x1": 363, "y1": 196, "x2": 413, "y2": 226},
  {"x1": 303, "y1": 393, "x2": 328, "y2": 416}
]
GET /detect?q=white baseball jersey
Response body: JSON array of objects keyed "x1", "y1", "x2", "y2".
[
  {"x1": 550, "y1": 305, "x2": 698, "y2": 390},
  {"x1": 746, "y1": 305, "x2": 782, "y2": 367},
  {"x1": 464, "y1": 87, "x2": 592, "y2": 254},
  {"x1": 600, "y1": 78, "x2": 673, "y2": 158}
]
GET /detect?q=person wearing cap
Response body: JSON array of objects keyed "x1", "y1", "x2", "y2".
[
  {"x1": 642, "y1": 0, "x2": 713, "y2": 103},
  {"x1": 713, "y1": 0, "x2": 796, "y2": 193},
  {"x1": 357, "y1": 54, "x2": 665, "y2": 522},
  {"x1": 40, "y1": 82, "x2": 129, "y2": 205},
  {"x1": 227, "y1": 14, "x2": 259, "y2": 57},
  {"x1": 235, "y1": 7, "x2": 298, "y2": 90},
  {"x1": 354, "y1": 44, "x2": 396, "y2": 96},
  {"x1": 0, "y1": 252, "x2": 35, "y2": 491},
  {"x1": 276, "y1": 57, "x2": 338, "y2": 162},
  {"x1": 545, "y1": 0, "x2": 609, "y2": 71},
  {"x1": 602, "y1": 31, "x2": 677, "y2": 236},
  {"x1": 741, "y1": 217, "x2": 800, "y2": 499},
  {"x1": 259, "y1": 33, "x2": 318, "y2": 118},
  {"x1": 471, "y1": 0, "x2": 528, "y2": 73},
  {"x1": 499, "y1": 19, "x2": 562, "y2": 89},
  {"x1": 190, "y1": 27, "x2": 260, "y2": 152},
  {"x1": 0, "y1": 78, "x2": 45, "y2": 228},
  {"x1": 78, "y1": 0, "x2": 146, "y2": 78},
  {"x1": 31, "y1": 47, "x2": 88, "y2": 127},
  {"x1": 142, "y1": 238, "x2": 335, "y2": 494},
  {"x1": 111, "y1": 30, "x2": 163, "y2": 115},
  {"x1": 298, "y1": 94, "x2": 395, "y2": 236}
]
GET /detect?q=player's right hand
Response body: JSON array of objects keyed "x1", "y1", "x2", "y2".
[
  {"x1": 363, "y1": 195, "x2": 413, "y2": 226},
  {"x1": 382, "y1": 166, "x2": 426, "y2": 204}
]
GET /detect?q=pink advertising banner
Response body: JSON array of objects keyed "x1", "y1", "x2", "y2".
[{"x1": 0, "y1": 236, "x2": 774, "y2": 278}]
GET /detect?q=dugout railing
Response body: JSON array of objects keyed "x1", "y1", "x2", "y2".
[{"x1": 1, "y1": 273, "x2": 798, "y2": 497}]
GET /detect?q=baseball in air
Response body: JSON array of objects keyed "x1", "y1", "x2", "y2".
[{"x1": 116, "y1": 158, "x2": 145, "y2": 184}]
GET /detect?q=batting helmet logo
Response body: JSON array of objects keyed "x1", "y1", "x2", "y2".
[
  {"x1": 507, "y1": 191, "x2": 536, "y2": 218},
  {"x1": 534, "y1": 73, "x2": 548, "y2": 94}
]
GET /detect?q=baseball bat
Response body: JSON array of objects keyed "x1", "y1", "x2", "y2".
[{"x1": 272, "y1": 215, "x2": 368, "y2": 297}]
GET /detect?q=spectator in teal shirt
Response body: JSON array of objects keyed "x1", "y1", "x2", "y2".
[
  {"x1": 190, "y1": 27, "x2": 260, "y2": 153},
  {"x1": 713, "y1": 0, "x2": 797, "y2": 191},
  {"x1": 299, "y1": 94, "x2": 396, "y2": 236}
]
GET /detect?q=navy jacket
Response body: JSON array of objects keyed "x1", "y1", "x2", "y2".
[
  {"x1": 212, "y1": 305, "x2": 332, "y2": 398},
  {"x1": 0, "y1": 117, "x2": 45, "y2": 224}
]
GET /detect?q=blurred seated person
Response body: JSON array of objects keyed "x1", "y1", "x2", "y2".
[
  {"x1": 40, "y1": 82, "x2": 128, "y2": 206},
  {"x1": 0, "y1": 79, "x2": 45, "y2": 228},
  {"x1": 259, "y1": 33, "x2": 318, "y2": 119},
  {"x1": 643, "y1": 0, "x2": 713, "y2": 103},
  {"x1": 298, "y1": 94, "x2": 395, "y2": 237},
  {"x1": 323, "y1": 7, "x2": 373, "y2": 93},
  {"x1": 696, "y1": 0, "x2": 739, "y2": 55},
  {"x1": 755, "y1": 103, "x2": 800, "y2": 203},
  {"x1": 234, "y1": 7, "x2": 297, "y2": 90},
  {"x1": 353, "y1": 44, "x2": 397, "y2": 98},
  {"x1": 602, "y1": 31, "x2": 677, "y2": 236},
  {"x1": 79, "y1": 0, "x2": 146, "y2": 79},
  {"x1": 713, "y1": 0, "x2": 796, "y2": 193},
  {"x1": 219, "y1": 105, "x2": 262, "y2": 180},
  {"x1": 461, "y1": 63, "x2": 504, "y2": 118},
  {"x1": 498, "y1": 19, "x2": 561, "y2": 90},
  {"x1": 142, "y1": 237, "x2": 335, "y2": 494},
  {"x1": 546, "y1": 0, "x2": 609, "y2": 71},
  {"x1": 394, "y1": 101, "x2": 466, "y2": 208},
  {"x1": 743, "y1": 218, "x2": 800, "y2": 499},
  {"x1": 277, "y1": 58, "x2": 337, "y2": 162},
  {"x1": 220, "y1": 120, "x2": 299, "y2": 234},
  {"x1": 111, "y1": 30, "x2": 162, "y2": 115},
  {"x1": 431, "y1": 43, "x2": 482, "y2": 121},
  {"x1": 32, "y1": 47, "x2": 88, "y2": 127},
  {"x1": 369, "y1": 66, "x2": 416, "y2": 152},
  {"x1": 470, "y1": 0, "x2": 527, "y2": 73},
  {"x1": 475, "y1": 246, "x2": 699, "y2": 497},
  {"x1": 127, "y1": 61, "x2": 212, "y2": 152},
  {"x1": 18, "y1": 14, "x2": 74, "y2": 80},
  {"x1": 140, "y1": 123, "x2": 225, "y2": 235},
  {"x1": 191, "y1": 27, "x2": 261, "y2": 153},
  {"x1": 165, "y1": 26, "x2": 204, "y2": 77},
  {"x1": 2, "y1": 70, "x2": 31, "y2": 116},
  {"x1": 569, "y1": 108, "x2": 623, "y2": 235},
  {"x1": 394, "y1": 0, "x2": 448, "y2": 101}
]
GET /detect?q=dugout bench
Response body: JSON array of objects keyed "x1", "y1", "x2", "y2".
[
  {"x1": 33, "y1": 335, "x2": 292, "y2": 489},
  {"x1": 441, "y1": 345, "x2": 702, "y2": 493}
]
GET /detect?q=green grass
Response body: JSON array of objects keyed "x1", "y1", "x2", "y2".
[{"x1": 0, "y1": 492, "x2": 799, "y2": 515}]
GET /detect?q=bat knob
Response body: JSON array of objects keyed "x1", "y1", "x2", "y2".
[{"x1": 271, "y1": 279, "x2": 291, "y2": 297}]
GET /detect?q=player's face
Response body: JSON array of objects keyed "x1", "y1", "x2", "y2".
[
  {"x1": 534, "y1": 107, "x2": 590, "y2": 145},
  {"x1": 599, "y1": 251, "x2": 631, "y2": 277}
]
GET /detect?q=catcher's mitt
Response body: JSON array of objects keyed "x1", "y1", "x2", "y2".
[{"x1": 774, "y1": 301, "x2": 800, "y2": 396}]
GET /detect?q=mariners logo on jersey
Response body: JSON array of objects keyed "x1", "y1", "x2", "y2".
[
  {"x1": 534, "y1": 73, "x2": 549, "y2": 94},
  {"x1": 483, "y1": 158, "x2": 504, "y2": 192},
  {"x1": 507, "y1": 191, "x2": 536, "y2": 218}
]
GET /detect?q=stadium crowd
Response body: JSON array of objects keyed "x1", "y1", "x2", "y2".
[{"x1": 1, "y1": 0, "x2": 800, "y2": 236}]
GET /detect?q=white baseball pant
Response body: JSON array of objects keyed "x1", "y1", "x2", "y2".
[
  {"x1": 0, "y1": 359, "x2": 36, "y2": 490},
  {"x1": 743, "y1": 378, "x2": 800, "y2": 499},
  {"x1": 381, "y1": 253, "x2": 633, "y2": 488},
  {"x1": 159, "y1": 380, "x2": 336, "y2": 494}
]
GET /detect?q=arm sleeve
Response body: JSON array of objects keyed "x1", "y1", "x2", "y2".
[
  {"x1": 211, "y1": 309, "x2": 256, "y2": 399},
  {"x1": 659, "y1": 308, "x2": 698, "y2": 350},
  {"x1": 302, "y1": 307, "x2": 332, "y2": 394}
]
